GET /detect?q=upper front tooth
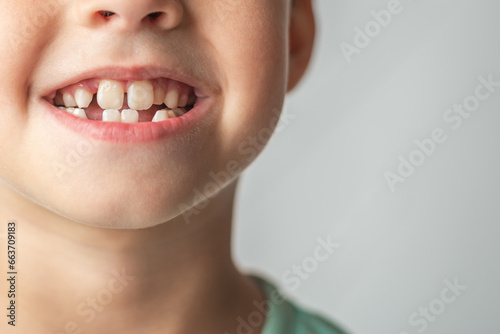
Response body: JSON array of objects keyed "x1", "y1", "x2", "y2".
[
  {"x1": 165, "y1": 89, "x2": 179, "y2": 109},
  {"x1": 128, "y1": 81, "x2": 154, "y2": 111},
  {"x1": 75, "y1": 89, "x2": 93, "y2": 108},
  {"x1": 63, "y1": 93, "x2": 77, "y2": 107},
  {"x1": 97, "y1": 80, "x2": 124, "y2": 110}
]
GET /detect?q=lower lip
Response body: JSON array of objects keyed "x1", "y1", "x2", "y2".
[{"x1": 41, "y1": 98, "x2": 213, "y2": 143}]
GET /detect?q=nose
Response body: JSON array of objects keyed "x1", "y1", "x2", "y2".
[{"x1": 75, "y1": 0, "x2": 183, "y2": 32}]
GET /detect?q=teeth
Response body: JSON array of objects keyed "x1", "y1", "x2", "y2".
[
  {"x1": 152, "y1": 109, "x2": 169, "y2": 122},
  {"x1": 178, "y1": 93, "x2": 189, "y2": 107},
  {"x1": 97, "y1": 80, "x2": 124, "y2": 110},
  {"x1": 102, "y1": 109, "x2": 121, "y2": 122},
  {"x1": 121, "y1": 109, "x2": 139, "y2": 123},
  {"x1": 165, "y1": 89, "x2": 179, "y2": 109},
  {"x1": 75, "y1": 89, "x2": 93, "y2": 108},
  {"x1": 72, "y1": 108, "x2": 88, "y2": 120},
  {"x1": 167, "y1": 109, "x2": 177, "y2": 119},
  {"x1": 153, "y1": 85, "x2": 166, "y2": 105},
  {"x1": 187, "y1": 94, "x2": 196, "y2": 106},
  {"x1": 127, "y1": 80, "x2": 154, "y2": 111},
  {"x1": 63, "y1": 93, "x2": 77, "y2": 107},
  {"x1": 172, "y1": 108, "x2": 185, "y2": 117},
  {"x1": 54, "y1": 94, "x2": 64, "y2": 106},
  {"x1": 55, "y1": 79, "x2": 194, "y2": 123}
]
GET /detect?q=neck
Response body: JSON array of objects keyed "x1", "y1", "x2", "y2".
[{"x1": 0, "y1": 180, "x2": 265, "y2": 334}]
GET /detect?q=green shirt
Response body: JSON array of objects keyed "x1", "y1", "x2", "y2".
[{"x1": 249, "y1": 275, "x2": 349, "y2": 334}]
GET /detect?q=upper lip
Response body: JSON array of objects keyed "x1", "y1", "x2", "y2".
[{"x1": 40, "y1": 65, "x2": 213, "y2": 100}]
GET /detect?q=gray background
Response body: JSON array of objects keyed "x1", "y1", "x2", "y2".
[{"x1": 234, "y1": 0, "x2": 500, "y2": 333}]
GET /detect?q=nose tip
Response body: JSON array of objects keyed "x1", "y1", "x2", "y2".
[{"x1": 76, "y1": 0, "x2": 183, "y2": 32}]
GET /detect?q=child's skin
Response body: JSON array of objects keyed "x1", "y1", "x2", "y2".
[{"x1": 0, "y1": 0, "x2": 314, "y2": 333}]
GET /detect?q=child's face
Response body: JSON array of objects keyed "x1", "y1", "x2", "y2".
[{"x1": 0, "y1": 0, "x2": 310, "y2": 228}]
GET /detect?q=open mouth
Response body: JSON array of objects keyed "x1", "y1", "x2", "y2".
[{"x1": 48, "y1": 77, "x2": 197, "y2": 123}]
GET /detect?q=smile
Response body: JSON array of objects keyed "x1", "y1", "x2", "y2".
[
  {"x1": 41, "y1": 67, "x2": 213, "y2": 143},
  {"x1": 50, "y1": 77, "x2": 197, "y2": 123}
]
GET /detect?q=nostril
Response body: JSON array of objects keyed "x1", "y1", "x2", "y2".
[
  {"x1": 98, "y1": 10, "x2": 116, "y2": 18},
  {"x1": 147, "y1": 12, "x2": 164, "y2": 20},
  {"x1": 84, "y1": 3, "x2": 182, "y2": 30}
]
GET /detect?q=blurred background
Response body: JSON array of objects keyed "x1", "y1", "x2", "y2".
[{"x1": 233, "y1": 0, "x2": 500, "y2": 333}]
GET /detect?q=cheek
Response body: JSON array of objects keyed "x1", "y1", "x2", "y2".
[
  {"x1": 0, "y1": 4, "x2": 57, "y2": 184},
  {"x1": 0, "y1": 1, "x2": 61, "y2": 81},
  {"x1": 196, "y1": 1, "x2": 289, "y2": 163},
  {"x1": 0, "y1": 2, "x2": 61, "y2": 154}
]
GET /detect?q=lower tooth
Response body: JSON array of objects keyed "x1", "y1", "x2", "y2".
[
  {"x1": 121, "y1": 109, "x2": 139, "y2": 123},
  {"x1": 152, "y1": 109, "x2": 169, "y2": 122},
  {"x1": 103, "y1": 109, "x2": 121, "y2": 122},
  {"x1": 72, "y1": 108, "x2": 88, "y2": 120},
  {"x1": 172, "y1": 108, "x2": 185, "y2": 117},
  {"x1": 166, "y1": 110, "x2": 177, "y2": 119}
]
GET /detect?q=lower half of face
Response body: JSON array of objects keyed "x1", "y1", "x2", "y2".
[{"x1": 0, "y1": 0, "x2": 289, "y2": 228}]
